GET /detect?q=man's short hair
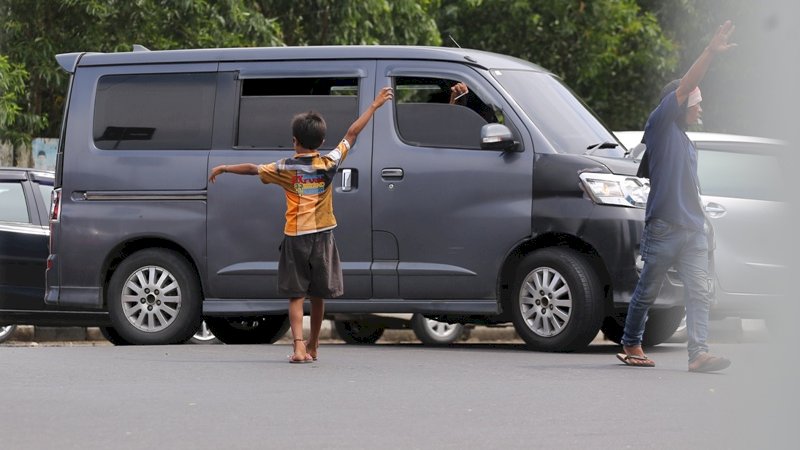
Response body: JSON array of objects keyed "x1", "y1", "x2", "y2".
[
  {"x1": 37, "y1": 150, "x2": 47, "y2": 157},
  {"x1": 660, "y1": 79, "x2": 681, "y2": 100},
  {"x1": 291, "y1": 111, "x2": 326, "y2": 150}
]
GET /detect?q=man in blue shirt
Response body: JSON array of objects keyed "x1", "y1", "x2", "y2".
[{"x1": 617, "y1": 21, "x2": 736, "y2": 372}]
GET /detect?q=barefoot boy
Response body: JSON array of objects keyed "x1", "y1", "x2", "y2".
[{"x1": 209, "y1": 87, "x2": 393, "y2": 363}]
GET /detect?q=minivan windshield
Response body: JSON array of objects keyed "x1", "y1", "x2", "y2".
[{"x1": 492, "y1": 69, "x2": 624, "y2": 157}]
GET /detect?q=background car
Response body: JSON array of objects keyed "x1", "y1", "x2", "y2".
[
  {"x1": 613, "y1": 131, "x2": 789, "y2": 321},
  {"x1": 0, "y1": 166, "x2": 220, "y2": 344},
  {"x1": 333, "y1": 313, "x2": 471, "y2": 345}
]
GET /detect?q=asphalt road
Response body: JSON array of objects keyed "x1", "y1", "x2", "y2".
[{"x1": 1, "y1": 336, "x2": 796, "y2": 450}]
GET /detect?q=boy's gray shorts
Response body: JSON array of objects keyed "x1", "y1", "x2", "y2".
[{"x1": 278, "y1": 230, "x2": 343, "y2": 298}]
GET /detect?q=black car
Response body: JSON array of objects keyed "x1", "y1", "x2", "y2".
[{"x1": 0, "y1": 167, "x2": 108, "y2": 342}]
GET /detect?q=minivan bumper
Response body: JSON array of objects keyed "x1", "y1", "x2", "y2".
[{"x1": 581, "y1": 205, "x2": 683, "y2": 310}]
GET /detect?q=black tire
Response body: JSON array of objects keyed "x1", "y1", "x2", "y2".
[
  {"x1": 333, "y1": 320, "x2": 385, "y2": 344},
  {"x1": 600, "y1": 316, "x2": 624, "y2": 344},
  {"x1": 98, "y1": 326, "x2": 133, "y2": 346},
  {"x1": 641, "y1": 307, "x2": 685, "y2": 347},
  {"x1": 510, "y1": 248, "x2": 604, "y2": 352},
  {"x1": 410, "y1": 314, "x2": 466, "y2": 345},
  {"x1": 601, "y1": 307, "x2": 686, "y2": 347},
  {"x1": 0, "y1": 325, "x2": 18, "y2": 344},
  {"x1": 106, "y1": 249, "x2": 202, "y2": 345},
  {"x1": 204, "y1": 316, "x2": 289, "y2": 344}
]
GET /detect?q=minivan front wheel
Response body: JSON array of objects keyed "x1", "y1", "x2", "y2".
[
  {"x1": 107, "y1": 249, "x2": 202, "y2": 345},
  {"x1": 510, "y1": 248, "x2": 604, "y2": 352}
]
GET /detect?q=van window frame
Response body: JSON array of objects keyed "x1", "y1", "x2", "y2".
[
  {"x1": 386, "y1": 66, "x2": 522, "y2": 152},
  {"x1": 231, "y1": 72, "x2": 365, "y2": 151}
]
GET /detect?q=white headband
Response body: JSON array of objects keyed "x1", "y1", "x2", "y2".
[{"x1": 687, "y1": 87, "x2": 702, "y2": 107}]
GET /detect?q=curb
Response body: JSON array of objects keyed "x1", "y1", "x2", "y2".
[{"x1": 7, "y1": 321, "x2": 522, "y2": 344}]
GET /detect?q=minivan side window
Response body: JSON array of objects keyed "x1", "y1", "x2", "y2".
[
  {"x1": 394, "y1": 76, "x2": 497, "y2": 149},
  {"x1": 237, "y1": 77, "x2": 359, "y2": 150},
  {"x1": 0, "y1": 182, "x2": 30, "y2": 223},
  {"x1": 93, "y1": 73, "x2": 217, "y2": 150}
]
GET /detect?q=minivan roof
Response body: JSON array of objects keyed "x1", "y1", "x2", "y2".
[{"x1": 57, "y1": 45, "x2": 547, "y2": 74}]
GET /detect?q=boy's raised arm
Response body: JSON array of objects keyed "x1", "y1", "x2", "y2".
[{"x1": 344, "y1": 87, "x2": 393, "y2": 146}]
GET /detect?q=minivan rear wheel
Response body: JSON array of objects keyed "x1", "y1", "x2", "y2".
[
  {"x1": 107, "y1": 249, "x2": 202, "y2": 345},
  {"x1": 510, "y1": 248, "x2": 604, "y2": 352}
]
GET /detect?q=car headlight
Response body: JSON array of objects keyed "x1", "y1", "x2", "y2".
[{"x1": 579, "y1": 172, "x2": 649, "y2": 208}]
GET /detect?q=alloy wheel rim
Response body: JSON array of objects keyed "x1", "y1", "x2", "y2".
[
  {"x1": 121, "y1": 265, "x2": 182, "y2": 333},
  {"x1": 519, "y1": 266, "x2": 572, "y2": 337},
  {"x1": 424, "y1": 318, "x2": 460, "y2": 338}
]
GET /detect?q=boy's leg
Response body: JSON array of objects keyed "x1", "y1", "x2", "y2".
[
  {"x1": 288, "y1": 296, "x2": 308, "y2": 359},
  {"x1": 307, "y1": 296, "x2": 324, "y2": 359}
]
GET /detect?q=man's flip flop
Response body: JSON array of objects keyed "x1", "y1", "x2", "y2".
[
  {"x1": 689, "y1": 355, "x2": 731, "y2": 373},
  {"x1": 616, "y1": 353, "x2": 656, "y2": 367},
  {"x1": 287, "y1": 354, "x2": 313, "y2": 364}
]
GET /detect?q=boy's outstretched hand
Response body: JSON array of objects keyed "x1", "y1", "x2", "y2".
[
  {"x1": 372, "y1": 87, "x2": 394, "y2": 108},
  {"x1": 345, "y1": 87, "x2": 394, "y2": 145},
  {"x1": 209, "y1": 165, "x2": 225, "y2": 184}
]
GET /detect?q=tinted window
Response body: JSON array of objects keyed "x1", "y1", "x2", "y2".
[
  {"x1": 394, "y1": 76, "x2": 496, "y2": 149},
  {"x1": 0, "y1": 182, "x2": 30, "y2": 223},
  {"x1": 698, "y1": 147, "x2": 784, "y2": 200},
  {"x1": 38, "y1": 183, "x2": 53, "y2": 210},
  {"x1": 237, "y1": 77, "x2": 358, "y2": 150},
  {"x1": 94, "y1": 73, "x2": 216, "y2": 150}
]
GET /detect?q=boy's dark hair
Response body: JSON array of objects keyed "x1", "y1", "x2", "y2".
[{"x1": 291, "y1": 111, "x2": 326, "y2": 150}]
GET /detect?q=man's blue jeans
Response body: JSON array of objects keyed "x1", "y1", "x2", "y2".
[{"x1": 622, "y1": 218, "x2": 712, "y2": 361}]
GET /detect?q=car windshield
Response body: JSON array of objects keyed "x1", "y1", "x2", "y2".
[{"x1": 492, "y1": 69, "x2": 624, "y2": 156}]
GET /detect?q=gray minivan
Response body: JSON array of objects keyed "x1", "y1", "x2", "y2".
[{"x1": 45, "y1": 45, "x2": 681, "y2": 350}]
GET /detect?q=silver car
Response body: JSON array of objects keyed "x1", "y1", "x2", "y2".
[{"x1": 615, "y1": 131, "x2": 789, "y2": 319}]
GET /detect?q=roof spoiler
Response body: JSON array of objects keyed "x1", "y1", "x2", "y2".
[{"x1": 55, "y1": 52, "x2": 84, "y2": 74}]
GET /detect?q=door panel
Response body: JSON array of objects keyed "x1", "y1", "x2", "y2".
[
  {"x1": 371, "y1": 61, "x2": 533, "y2": 300},
  {"x1": 207, "y1": 61, "x2": 376, "y2": 301}
]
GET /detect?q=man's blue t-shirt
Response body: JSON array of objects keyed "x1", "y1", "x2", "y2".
[{"x1": 642, "y1": 90, "x2": 705, "y2": 231}]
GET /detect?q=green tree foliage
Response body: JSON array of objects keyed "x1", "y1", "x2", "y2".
[
  {"x1": 0, "y1": 0, "x2": 282, "y2": 138},
  {"x1": 435, "y1": 0, "x2": 677, "y2": 130},
  {"x1": 639, "y1": 0, "x2": 764, "y2": 134},
  {"x1": 253, "y1": 0, "x2": 441, "y2": 46},
  {"x1": 0, "y1": 55, "x2": 47, "y2": 146}
]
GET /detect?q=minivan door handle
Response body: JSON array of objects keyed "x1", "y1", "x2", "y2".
[
  {"x1": 341, "y1": 168, "x2": 353, "y2": 192},
  {"x1": 381, "y1": 168, "x2": 404, "y2": 179}
]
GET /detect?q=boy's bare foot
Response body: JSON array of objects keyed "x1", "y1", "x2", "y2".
[
  {"x1": 616, "y1": 345, "x2": 655, "y2": 367},
  {"x1": 288, "y1": 339, "x2": 312, "y2": 364},
  {"x1": 305, "y1": 340, "x2": 318, "y2": 361}
]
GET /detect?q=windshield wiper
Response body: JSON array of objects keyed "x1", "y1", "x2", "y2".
[{"x1": 585, "y1": 141, "x2": 619, "y2": 155}]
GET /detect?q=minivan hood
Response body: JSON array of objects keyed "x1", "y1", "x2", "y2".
[{"x1": 583, "y1": 155, "x2": 639, "y2": 176}]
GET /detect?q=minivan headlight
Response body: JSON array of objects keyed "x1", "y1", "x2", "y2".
[{"x1": 579, "y1": 173, "x2": 649, "y2": 208}]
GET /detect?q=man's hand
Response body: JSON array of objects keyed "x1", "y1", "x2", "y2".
[
  {"x1": 707, "y1": 20, "x2": 737, "y2": 54},
  {"x1": 449, "y1": 82, "x2": 469, "y2": 104},
  {"x1": 372, "y1": 87, "x2": 394, "y2": 109}
]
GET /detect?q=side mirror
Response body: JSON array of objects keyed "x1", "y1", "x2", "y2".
[{"x1": 480, "y1": 123, "x2": 520, "y2": 152}]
